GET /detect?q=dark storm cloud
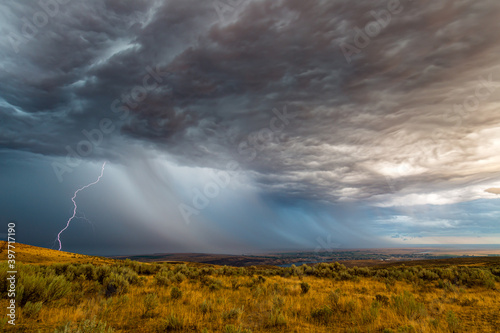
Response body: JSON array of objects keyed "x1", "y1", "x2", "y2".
[{"x1": 2, "y1": 0, "x2": 500, "y2": 206}]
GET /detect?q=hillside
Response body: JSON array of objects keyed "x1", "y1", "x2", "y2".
[{"x1": 0, "y1": 241, "x2": 114, "y2": 265}]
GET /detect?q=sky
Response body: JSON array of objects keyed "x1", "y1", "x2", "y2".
[{"x1": 1, "y1": 0, "x2": 500, "y2": 255}]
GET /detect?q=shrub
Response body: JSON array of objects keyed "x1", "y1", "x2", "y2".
[
  {"x1": 16, "y1": 274, "x2": 46, "y2": 306},
  {"x1": 46, "y1": 276, "x2": 71, "y2": 302},
  {"x1": 154, "y1": 271, "x2": 171, "y2": 287},
  {"x1": 23, "y1": 301, "x2": 43, "y2": 318},
  {"x1": 300, "y1": 282, "x2": 310, "y2": 294},
  {"x1": 78, "y1": 264, "x2": 97, "y2": 281},
  {"x1": 361, "y1": 301, "x2": 380, "y2": 324},
  {"x1": 64, "y1": 265, "x2": 77, "y2": 281},
  {"x1": 231, "y1": 278, "x2": 241, "y2": 290},
  {"x1": 311, "y1": 305, "x2": 333, "y2": 324},
  {"x1": 143, "y1": 293, "x2": 159, "y2": 318},
  {"x1": 0, "y1": 318, "x2": 7, "y2": 331},
  {"x1": 171, "y1": 272, "x2": 186, "y2": 284},
  {"x1": 170, "y1": 286, "x2": 182, "y2": 300},
  {"x1": 207, "y1": 279, "x2": 224, "y2": 291},
  {"x1": 328, "y1": 289, "x2": 341, "y2": 307},
  {"x1": 485, "y1": 278, "x2": 496, "y2": 290},
  {"x1": 343, "y1": 300, "x2": 357, "y2": 314},
  {"x1": 272, "y1": 296, "x2": 284, "y2": 309},
  {"x1": 119, "y1": 267, "x2": 139, "y2": 285},
  {"x1": 392, "y1": 291, "x2": 427, "y2": 320},
  {"x1": 103, "y1": 273, "x2": 129, "y2": 297},
  {"x1": 200, "y1": 299, "x2": 214, "y2": 314},
  {"x1": 446, "y1": 310, "x2": 460, "y2": 332},
  {"x1": 223, "y1": 307, "x2": 243, "y2": 320},
  {"x1": 209, "y1": 283, "x2": 222, "y2": 291},
  {"x1": 429, "y1": 318, "x2": 439, "y2": 329},
  {"x1": 338, "y1": 271, "x2": 353, "y2": 281},
  {"x1": 437, "y1": 280, "x2": 455, "y2": 292},
  {"x1": 266, "y1": 309, "x2": 287, "y2": 327},
  {"x1": 95, "y1": 266, "x2": 112, "y2": 284},
  {"x1": 157, "y1": 314, "x2": 184, "y2": 332},
  {"x1": 375, "y1": 294, "x2": 390, "y2": 306},
  {"x1": 0, "y1": 263, "x2": 9, "y2": 298}
]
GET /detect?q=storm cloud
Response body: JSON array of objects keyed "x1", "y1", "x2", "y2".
[{"x1": 1, "y1": 0, "x2": 499, "y2": 254}]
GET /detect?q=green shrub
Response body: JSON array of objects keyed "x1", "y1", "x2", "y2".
[
  {"x1": 46, "y1": 276, "x2": 71, "y2": 301},
  {"x1": 429, "y1": 318, "x2": 439, "y2": 328},
  {"x1": 207, "y1": 279, "x2": 224, "y2": 291},
  {"x1": 223, "y1": 307, "x2": 243, "y2": 320},
  {"x1": 200, "y1": 299, "x2": 214, "y2": 314},
  {"x1": 23, "y1": 301, "x2": 43, "y2": 318},
  {"x1": 272, "y1": 296, "x2": 284, "y2": 309},
  {"x1": 103, "y1": 273, "x2": 129, "y2": 297},
  {"x1": 392, "y1": 291, "x2": 427, "y2": 320},
  {"x1": 485, "y1": 278, "x2": 496, "y2": 290},
  {"x1": 78, "y1": 264, "x2": 97, "y2": 281},
  {"x1": 0, "y1": 263, "x2": 9, "y2": 298},
  {"x1": 154, "y1": 270, "x2": 171, "y2": 286},
  {"x1": 118, "y1": 267, "x2": 139, "y2": 285},
  {"x1": 446, "y1": 310, "x2": 460, "y2": 332},
  {"x1": 266, "y1": 309, "x2": 287, "y2": 327},
  {"x1": 437, "y1": 280, "x2": 456, "y2": 292},
  {"x1": 343, "y1": 300, "x2": 357, "y2": 314},
  {"x1": 157, "y1": 314, "x2": 184, "y2": 332},
  {"x1": 311, "y1": 305, "x2": 333, "y2": 324},
  {"x1": 94, "y1": 266, "x2": 110, "y2": 283},
  {"x1": 300, "y1": 282, "x2": 310, "y2": 294},
  {"x1": 0, "y1": 318, "x2": 7, "y2": 331},
  {"x1": 171, "y1": 272, "x2": 186, "y2": 283},
  {"x1": 143, "y1": 293, "x2": 159, "y2": 318},
  {"x1": 170, "y1": 286, "x2": 182, "y2": 300},
  {"x1": 375, "y1": 294, "x2": 389, "y2": 306},
  {"x1": 16, "y1": 274, "x2": 46, "y2": 306},
  {"x1": 64, "y1": 265, "x2": 77, "y2": 281},
  {"x1": 231, "y1": 278, "x2": 241, "y2": 290},
  {"x1": 361, "y1": 301, "x2": 380, "y2": 324}
]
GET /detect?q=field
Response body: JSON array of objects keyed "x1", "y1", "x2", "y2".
[{"x1": 1, "y1": 242, "x2": 500, "y2": 332}]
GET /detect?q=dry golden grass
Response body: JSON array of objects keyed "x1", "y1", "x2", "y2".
[
  {"x1": 1, "y1": 242, "x2": 499, "y2": 333},
  {"x1": 0, "y1": 241, "x2": 115, "y2": 265}
]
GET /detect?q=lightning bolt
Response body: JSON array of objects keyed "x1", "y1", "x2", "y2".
[
  {"x1": 56, "y1": 162, "x2": 106, "y2": 251},
  {"x1": 75, "y1": 211, "x2": 96, "y2": 232}
]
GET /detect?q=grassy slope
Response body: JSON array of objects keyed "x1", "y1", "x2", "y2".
[{"x1": 0, "y1": 241, "x2": 115, "y2": 265}]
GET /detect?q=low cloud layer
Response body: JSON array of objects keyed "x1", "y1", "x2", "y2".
[
  {"x1": 1, "y1": 0, "x2": 499, "y2": 254},
  {"x1": 485, "y1": 188, "x2": 500, "y2": 195}
]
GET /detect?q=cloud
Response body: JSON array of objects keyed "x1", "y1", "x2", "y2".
[
  {"x1": 1, "y1": 0, "x2": 500, "y2": 253},
  {"x1": 485, "y1": 188, "x2": 500, "y2": 195}
]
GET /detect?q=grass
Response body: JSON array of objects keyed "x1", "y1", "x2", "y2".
[{"x1": 1, "y1": 242, "x2": 500, "y2": 332}]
